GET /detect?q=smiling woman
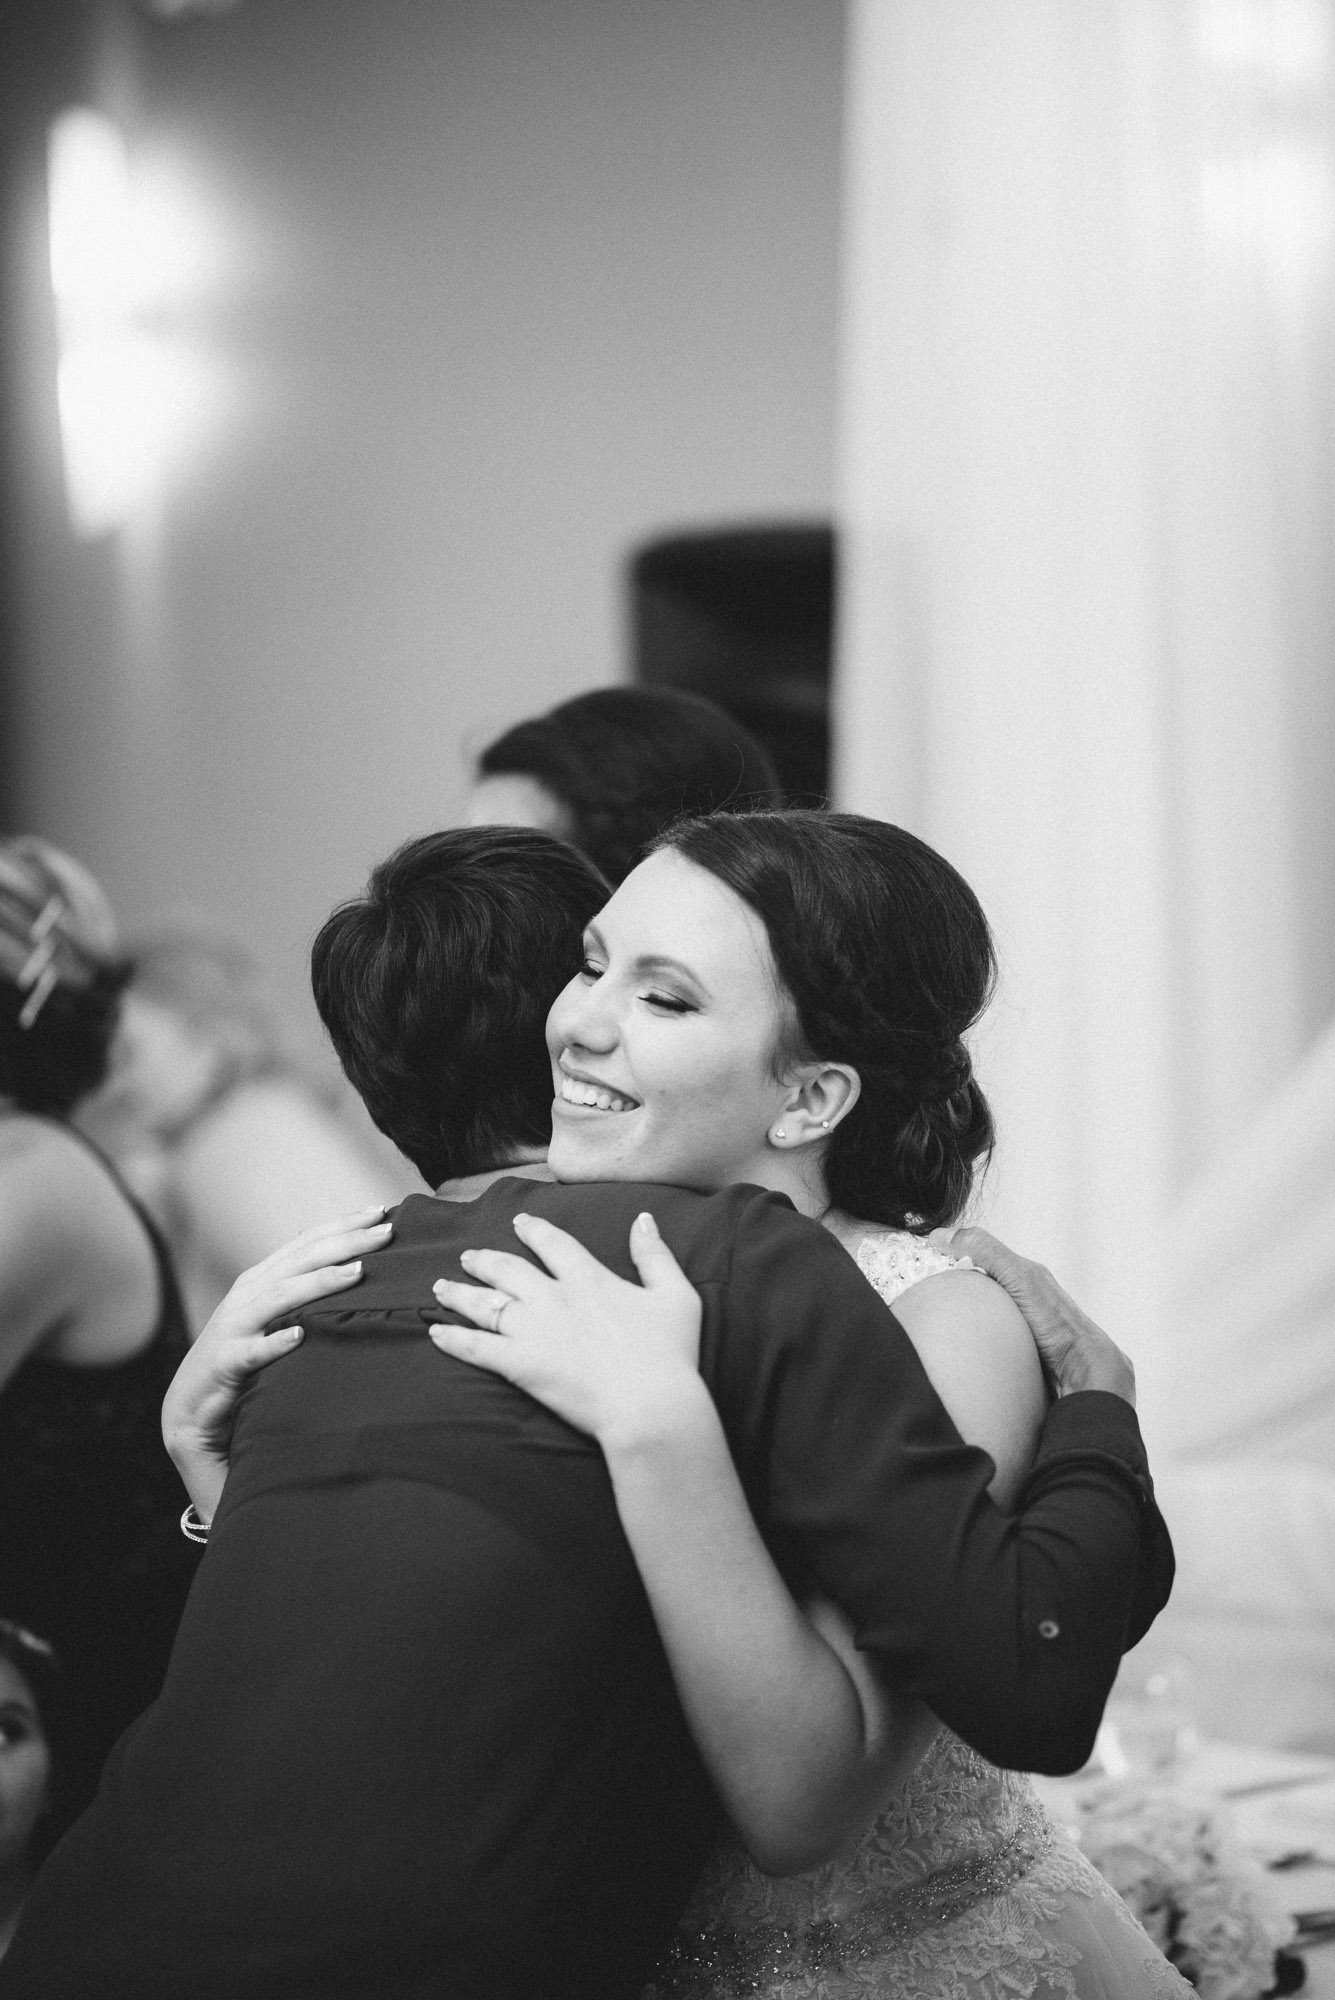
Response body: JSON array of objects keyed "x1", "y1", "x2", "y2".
[{"x1": 545, "y1": 814, "x2": 994, "y2": 1230}]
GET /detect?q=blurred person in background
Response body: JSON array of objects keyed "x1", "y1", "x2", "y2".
[
  {"x1": 0, "y1": 842, "x2": 198, "y2": 1813},
  {"x1": 78, "y1": 931, "x2": 412, "y2": 1331},
  {"x1": 468, "y1": 685, "x2": 784, "y2": 885},
  {"x1": 0, "y1": 1620, "x2": 75, "y2": 1959}
]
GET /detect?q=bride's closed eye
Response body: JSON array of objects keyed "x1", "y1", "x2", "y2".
[{"x1": 641, "y1": 990, "x2": 695, "y2": 1015}]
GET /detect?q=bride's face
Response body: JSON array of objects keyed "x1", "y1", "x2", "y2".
[{"x1": 544, "y1": 847, "x2": 794, "y2": 1190}]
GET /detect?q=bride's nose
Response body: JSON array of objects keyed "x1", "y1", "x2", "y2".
[{"x1": 550, "y1": 975, "x2": 617, "y2": 1053}]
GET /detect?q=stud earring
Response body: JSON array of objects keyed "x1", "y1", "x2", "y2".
[
  {"x1": 773, "y1": 1126, "x2": 787, "y2": 1142},
  {"x1": 820, "y1": 1119, "x2": 830, "y2": 1129}
]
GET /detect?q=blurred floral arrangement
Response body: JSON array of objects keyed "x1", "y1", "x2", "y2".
[{"x1": 1061, "y1": 1778, "x2": 1297, "y2": 1998}]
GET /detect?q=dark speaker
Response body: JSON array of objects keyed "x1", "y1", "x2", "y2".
[{"x1": 629, "y1": 523, "x2": 835, "y2": 803}]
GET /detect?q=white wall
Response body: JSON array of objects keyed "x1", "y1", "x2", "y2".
[{"x1": 9, "y1": 0, "x2": 843, "y2": 1047}]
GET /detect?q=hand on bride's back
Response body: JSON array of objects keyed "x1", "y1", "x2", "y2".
[{"x1": 429, "y1": 1211, "x2": 709, "y2": 1451}]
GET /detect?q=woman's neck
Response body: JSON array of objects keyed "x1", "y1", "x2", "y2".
[
  {"x1": 723, "y1": 1146, "x2": 833, "y2": 1225},
  {"x1": 819, "y1": 1206, "x2": 874, "y2": 1251},
  {"x1": 434, "y1": 1149, "x2": 553, "y2": 1203}
]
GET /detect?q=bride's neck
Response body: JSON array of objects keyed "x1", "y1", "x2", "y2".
[
  {"x1": 819, "y1": 1206, "x2": 873, "y2": 1251},
  {"x1": 729, "y1": 1147, "x2": 833, "y2": 1226},
  {"x1": 732, "y1": 1150, "x2": 871, "y2": 1249}
]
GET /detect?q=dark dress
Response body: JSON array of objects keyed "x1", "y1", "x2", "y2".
[
  {"x1": 0, "y1": 1121, "x2": 198, "y2": 1814},
  {"x1": 0, "y1": 1179, "x2": 1172, "y2": 2000}
]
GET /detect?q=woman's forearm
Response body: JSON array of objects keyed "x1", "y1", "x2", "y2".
[{"x1": 599, "y1": 1378, "x2": 901, "y2": 1873}]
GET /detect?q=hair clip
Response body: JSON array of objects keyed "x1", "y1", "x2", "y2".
[
  {"x1": 15, "y1": 894, "x2": 67, "y2": 1030},
  {"x1": 28, "y1": 895, "x2": 65, "y2": 947},
  {"x1": 0, "y1": 1617, "x2": 55, "y2": 1658}
]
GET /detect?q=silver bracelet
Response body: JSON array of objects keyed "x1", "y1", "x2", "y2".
[{"x1": 180, "y1": 1504, "x2": 211, "y2": 1545}]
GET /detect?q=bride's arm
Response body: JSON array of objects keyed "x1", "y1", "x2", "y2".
[
  {"x1": 431, "y1": 1211, "x2": 936, "y2": 1873},
  {"x1": 594, "y1": 1356, "x2": 926, "y2": 1870}
]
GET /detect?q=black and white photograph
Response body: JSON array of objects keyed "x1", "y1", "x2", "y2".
[{"x1": 0, "y1": 2, "x2": 1331, "y2": 1994}]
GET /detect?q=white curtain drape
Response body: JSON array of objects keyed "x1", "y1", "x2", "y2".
[{"x1": 835, "y1": 0, "x2": 1335, "y2": 1744}]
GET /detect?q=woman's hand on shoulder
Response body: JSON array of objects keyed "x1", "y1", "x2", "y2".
[
  {"x1": 429, "y1": 1210, "x2": 710, "y2": 1452},
  {"x1": 890, "y1": 1267, "x2": 1047, "y2": 1509},
  {"x1": 928, "y1": 1225, "x2": 1137, "y2": 1404},
  {"x1": 160, "y1": 1206, "x2": 394, "y2": 1523}
]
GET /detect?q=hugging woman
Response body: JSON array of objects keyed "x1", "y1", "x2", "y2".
[{"x1": 0, "y1": 820, "x2": 1173, "y2": 2000}]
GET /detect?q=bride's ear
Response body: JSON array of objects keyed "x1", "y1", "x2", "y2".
[{"x1": 768, "y1": 1062, "x2": 861, "y2": 1150}]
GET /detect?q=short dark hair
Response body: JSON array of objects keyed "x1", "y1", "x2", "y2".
[
  {"x1": 310, "y1": 828, "x2": 608, "y2": 1186},
  {"x1": 658, "y1": 811, "x2": 997, "y2": 1231},
  {"x1": 477, "y1": 686, "x2": 783, "y2": 885}
]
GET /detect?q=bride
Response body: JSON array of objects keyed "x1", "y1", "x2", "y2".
[{"x1": 428, "y1": 809, "x2": 1192, "y2": 2000}]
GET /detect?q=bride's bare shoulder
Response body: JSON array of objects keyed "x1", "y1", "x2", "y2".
[{"x1": 850, "y1": 1228, "x2": 1046, "y2": 1504}]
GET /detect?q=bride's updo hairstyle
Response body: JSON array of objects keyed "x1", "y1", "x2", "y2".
[{"x1": 657, "y1": 811, "x2": 996, "y2": 1230}]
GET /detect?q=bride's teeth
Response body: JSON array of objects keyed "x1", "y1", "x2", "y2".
[{"x1": 561, "y1": 1075, "x2": 634, "y2": 1113}]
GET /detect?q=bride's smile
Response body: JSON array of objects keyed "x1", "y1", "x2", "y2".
[{"x1": 555, "y1": 1065, "x2": 640, "y2": 1114}]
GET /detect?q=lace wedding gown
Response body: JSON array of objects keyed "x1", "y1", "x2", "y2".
[{"x1": 643, "y1": 1234, "x2": 1193, "y2": 2000}]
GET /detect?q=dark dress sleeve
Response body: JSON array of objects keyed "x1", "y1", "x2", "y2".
[{"x1": 702, "y1": 1193, "x2": 1174, "y2": 1776}]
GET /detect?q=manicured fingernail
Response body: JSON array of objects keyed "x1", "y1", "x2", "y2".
[
  {"x1": 283, "y1": 1327, "x2": 303, "y2": 1342},
  {"x1": 635, "y1": 1211, "x2": 659, "y2": 1235},
  {"x1": 513, "y1": 1212, "x2": 532, "y2": 1226},
  {"x1": 460, "y1": 1249, "x2": 479, "y2": 1268}
]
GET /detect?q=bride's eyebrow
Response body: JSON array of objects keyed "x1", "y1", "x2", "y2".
[
  {"x1": 583, "y1": 924, "x2": 708, "y2": 997},
  {"x1": 631, "y1": 953, "x2": 708, "y2": 996}
]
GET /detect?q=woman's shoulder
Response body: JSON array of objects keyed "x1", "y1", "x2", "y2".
[
  {"x1": 848, "y1": 1224, "x2": 1047, "y2": 1505},
  {"x1": 0, "y1": 1109, "x2": 73, "y2": 1171},
  {"x1": 842, "y1": 1222, "x2": 1022, "y2": 1342},
  {"x1": 0, "y1": 1114, "x2": 129, "y2": 1218}
]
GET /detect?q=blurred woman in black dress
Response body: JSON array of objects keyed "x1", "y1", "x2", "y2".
[{"x1": 0, "y1": 840, "x2": 198, "y2": 1820}]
